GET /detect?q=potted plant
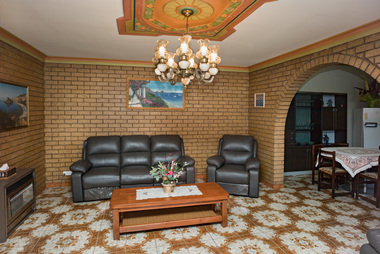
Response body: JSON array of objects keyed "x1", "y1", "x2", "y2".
[
  {"x1": 355, "y1": 78, "x2": 380, "y2": 108},
  {"x1": 150, "y1": 159, "x2": 187, "y2": 193}
]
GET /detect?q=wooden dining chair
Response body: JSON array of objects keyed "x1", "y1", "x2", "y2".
[
  {"x1": 311, "y1": 144, "x2": 325, "y2": 185},
  {"x1": 311, "y1": 143, "x2": 348, "y2": 184},
  {"x1": 355, "y1": 155, "x2": 380, "y2": 208},
  {"x1": 318, "y1": 149, "x2": 354, "y2": 199}
]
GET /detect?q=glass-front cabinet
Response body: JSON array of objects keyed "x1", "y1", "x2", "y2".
[{"x1": 285, "y1": 92, "x2": 347, "y2": 172}]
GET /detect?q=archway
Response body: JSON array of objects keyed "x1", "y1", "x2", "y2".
[{"x1": 271, "y1": 53, "x2": 380, "y2": 186}]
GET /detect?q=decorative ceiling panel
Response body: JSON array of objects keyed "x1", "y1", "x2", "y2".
[{"x1": 117, "y1": 0, "x2": 275, "y2": 41}]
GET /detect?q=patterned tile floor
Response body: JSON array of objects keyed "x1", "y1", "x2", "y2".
[{"x1": 1, "y1": 175, "x2": 379, "y2": 254}]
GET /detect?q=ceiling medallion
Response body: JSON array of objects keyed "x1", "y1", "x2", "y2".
[
  {"x1": 117, "y1": 0, "x2": 275, "y2": 41},
  {"x1": 152, "y1": 8, "x2": 221, "y2": 87}
]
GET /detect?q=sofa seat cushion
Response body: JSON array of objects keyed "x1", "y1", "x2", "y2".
[
  {"x1": 121, "y1": 165, "x2": 154, "y2": 185},
  {"x1": 82, "y1": 167, "x2": 120, "y2": 189},
  {"x1": 216, "y1": 165, "x2": 248, "y2": 184}
]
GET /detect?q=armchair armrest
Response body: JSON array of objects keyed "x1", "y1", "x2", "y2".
[
  {"x1": 245, "y1": 157, "x2": 260, "y2": 171},
  {"x1": 178, "y1": 155, "x2": 195, "y2": 166},
  {"x1": 207, "y1": 155, "x2": 225, "y2": 168},
  {"x1": 70, "y1": 159, "x2": 92, "y2": 174}
]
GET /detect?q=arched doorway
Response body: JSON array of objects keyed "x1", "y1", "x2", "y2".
[{"x1": 251, "y1": 51, "x2": 380, "y2": 188}]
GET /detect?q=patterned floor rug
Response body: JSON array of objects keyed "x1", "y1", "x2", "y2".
[{"x1": 0, "y1": 175, "x2": 379, "y2": 253}]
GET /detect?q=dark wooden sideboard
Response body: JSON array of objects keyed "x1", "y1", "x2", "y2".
[{"x1": 0, "y1": 168, "x2": 36, "y2": 243}]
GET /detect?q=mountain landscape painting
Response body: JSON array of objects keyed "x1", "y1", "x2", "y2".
[
  {"x1": 127, "y1": 79, "x2": 184, "y2": 110},
  {"x1": 0, "y1": 82, "x2": 28, "y2": 130}
]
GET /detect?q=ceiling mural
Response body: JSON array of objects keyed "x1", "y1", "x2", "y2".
[{"x1": 117, "y1": 0, "x2": 275, "y2": 41}]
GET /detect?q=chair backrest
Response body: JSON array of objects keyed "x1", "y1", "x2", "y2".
[
  {"x1": 151, "y1": 135, "x2": 184, "y2": 165},
  {"x1": 318, "y1": 149, "x2": 336, "y2": 166},
  {"x1": 219, "y1": 135, "x2": 256, "y2": 165},
  {"x1": 84, "y1": 136, "x2": 121, "y2": 168},
  {"x1": 121, "y1": 135, "x2": 150, "y2": 167},
  {"x1": 312, "y1": 143, "x2": 348, "y2": 169}
]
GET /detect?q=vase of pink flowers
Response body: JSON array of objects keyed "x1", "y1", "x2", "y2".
[{"x1": 150, "y1": 159, "x2": 187, "y2": 193}]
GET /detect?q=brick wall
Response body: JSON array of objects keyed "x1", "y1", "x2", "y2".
[
  {"x1": 249, "y1": 32, "x2": 380, "y2": 187},
  {"x1": 44, "y1": 64, "x2": 249, "y2": 185},
  {"x1": 0, "y1": 41, "x2": 46, "y2": 193}
]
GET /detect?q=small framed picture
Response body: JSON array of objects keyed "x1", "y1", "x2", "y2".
[{"x1": 254, "y1": 93, "x2": 265, "y2": 107}]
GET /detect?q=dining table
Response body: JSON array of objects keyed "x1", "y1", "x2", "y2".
[{"x1": 320, "y1": 147, "x2": 380, "y2": 178}]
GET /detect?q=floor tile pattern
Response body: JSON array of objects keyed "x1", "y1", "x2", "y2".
[{"x1": 0, "y1": 175, "x2": 379, "y2": 253}]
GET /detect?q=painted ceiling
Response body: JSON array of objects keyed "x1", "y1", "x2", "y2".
[{"x1": 117, "y1": 0, "x2": 274, "y2": 41}]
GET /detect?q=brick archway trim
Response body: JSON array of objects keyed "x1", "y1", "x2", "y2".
[{"x1": 272, "y1": 53, "x2": 380, "y2": 182}]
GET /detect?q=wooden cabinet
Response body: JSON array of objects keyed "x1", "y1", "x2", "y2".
[{"x1": 285, "y1": 93, "x2": 347, "y2": 172}]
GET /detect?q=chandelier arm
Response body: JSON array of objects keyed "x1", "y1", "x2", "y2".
[
  {"x1": 158, "y1": 74, "x2": 170, "y2": 83},
  {"x1": 201, "y1": 76, "x2": 215, "y2": 83}
]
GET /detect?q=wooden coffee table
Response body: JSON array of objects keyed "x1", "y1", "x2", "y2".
[{"x1": 110, "y1": 182, "x2": 229, "y2": 240}]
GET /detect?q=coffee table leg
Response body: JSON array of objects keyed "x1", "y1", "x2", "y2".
[
  {"x1": 113, "y1": 210, "x2": 120, "y2": 240},
  {"x1": 221, "y1": 200, "x2": 227, "y2": 227}
]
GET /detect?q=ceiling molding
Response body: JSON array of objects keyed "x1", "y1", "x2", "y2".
[
  {"x1": 249, "y1": 19, "x2": 380, "y2": 72},
  {"x1": 44, "y1": 56, "x2": 249, "y2": 72},
  {"x1": 0, "y1": 26, "x2": 46, "y2": 62},
  {"x1": 116, "y1": 0, "x2": 276, "y2": 41},
  {"x1": 1, "y1": 19, "x2": 378, "y2": 74}
]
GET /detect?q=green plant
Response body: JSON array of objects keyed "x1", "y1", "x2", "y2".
[{"x1": 150, "y1": 159, "x2": 187, "y2": 185}]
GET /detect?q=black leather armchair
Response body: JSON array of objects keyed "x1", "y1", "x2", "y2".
[{"x1": 207, "y1": 135, "x2": 260, "y2": 198}]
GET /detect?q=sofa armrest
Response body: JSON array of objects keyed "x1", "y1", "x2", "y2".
[
  {"x1": 70, "y1": 159, "x2": 92, "y2": 174},
  {"x1": 207, "y1": 155, "x2": 225, "y2": 168},
  {"x1": 178, "y1": 156, "x2": 195, "y2": 184},
  {"x1": 367, "y1": 229, "x2": 380, "y2": 253},
  {"x1": 178, "y1": 155, "x2": 195, "y2": 167},
  {"x1": 245, "y1": 157, "x2": 260, "y2": 171}
]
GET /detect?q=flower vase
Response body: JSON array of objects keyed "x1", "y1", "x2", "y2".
[{"x1": 162, "y1": 183, "x2": 175, "y2": 194}]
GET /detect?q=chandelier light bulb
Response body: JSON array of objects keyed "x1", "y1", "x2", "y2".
[
  {"x1": 179, "y1": 60, "x2": 190, "y2": 70},
  {"x1": 209, "y1": 67, "x2": 218, "y2": 76},
  {"x1": 155, "y1": 68, "x2": 161, "y2": 75},
  {"x1": 205, "y1": 72, "x2": 211, "y2": 79},
  {"x1": 157, "y1": 63, "x2": 168, "y2": 72},
  {"x1": 159, "y1": 47, "x2": 166, "y2": 57},
  {"x1": 200, "y1": 63, "x2": 210, "y2": 72}
]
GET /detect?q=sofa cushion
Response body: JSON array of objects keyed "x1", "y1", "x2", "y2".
[
  {"x1": 151, "y1": 135, "x2": 183, "y2": 165},
  {"x1": 220, "y1": 135, "x2": 256, "y2": 165},
  {"x1": 216, "y1": 165, "x2": 248, "y2": 184},
  {"x1": 85, "y1": 136, "x2": 121, "y2": 168},
  {"x1": 120, "y1": 165, "x2": 154, "y2": 185},
  {"x1": 121, "y1": 135, "x2": 151, "y2": 167},
  {"x1": 82, "y1": 167, "x2": 120, "y2": 189}
]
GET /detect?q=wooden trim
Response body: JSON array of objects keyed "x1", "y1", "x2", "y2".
[
  {"x1": 249, "y1": 19, "x2": 380, "y2": 72},
  {"x1": 0, "y1": 27, "x2": 46, "y2": 61},
  {"x1": 260, "y1": 178, "x2": 284, "y2": 189},
  {"x1": 45, "y1": 56, "x2": 154, "y2": 67},
  {"x1": 45, "y1": 182, "x2": 71, "y2": 188}
]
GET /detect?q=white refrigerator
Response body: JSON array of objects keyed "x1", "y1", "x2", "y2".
[{"x1": 353, "y1": 108, "x2": 380, "y2": 148}]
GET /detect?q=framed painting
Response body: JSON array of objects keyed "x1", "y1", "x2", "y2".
[
  {"x1": 127, "y1": 78, "x2": 185, "y2": 110},
  {"x1": 0, "y1": 82, "x2": 29, "y2": 131},
  {"x1": 254, "y1": 93, "x2": 265, "y2": 107}
]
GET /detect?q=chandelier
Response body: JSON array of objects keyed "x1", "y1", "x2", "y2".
[{"x1": 152, "y1": 9, "x2": 221, "y2": 87}]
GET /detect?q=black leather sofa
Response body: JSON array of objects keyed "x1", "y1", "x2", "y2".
[
  {"x1": 69, "y1": 135, "x2": 195, "y2": 202},
  {"x1": 207, "y1": 135, "x2": 260, "y2": 198},
  {"x1": 361, "y1": 229, "x2": 380, "y2": 254}
]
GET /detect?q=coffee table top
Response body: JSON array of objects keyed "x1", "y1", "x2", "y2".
[{"x1": 110, "y1": 182, "x2": 229, "y2": 210}]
